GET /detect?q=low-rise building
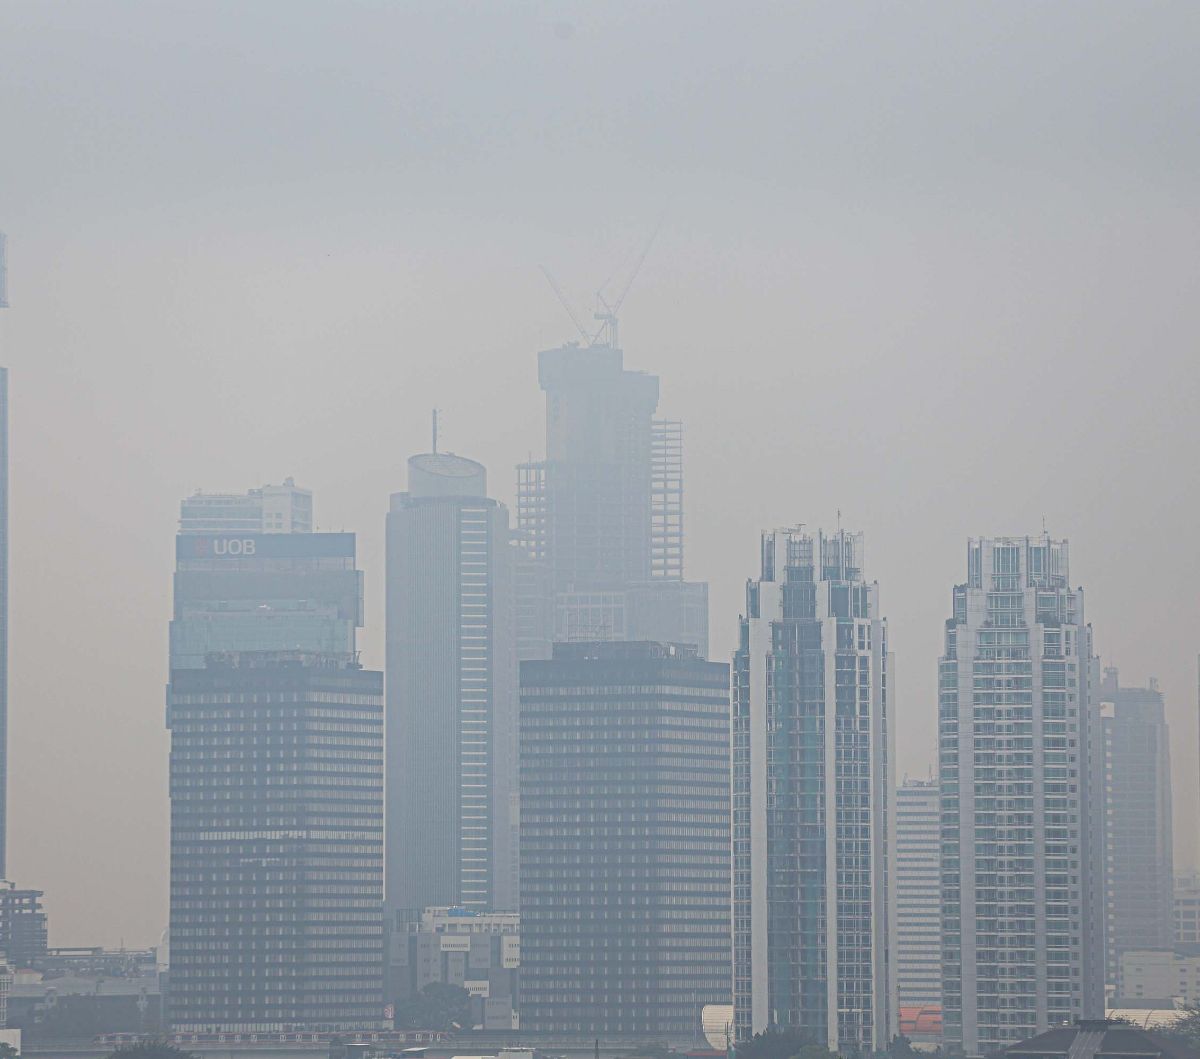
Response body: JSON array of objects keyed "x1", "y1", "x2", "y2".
[
  {"x1": 1175, "y1": 873, "x2": 1200, "y2": 945},
  {"x1": 1118, "y1": 947, "x2": 1200, "y2": 1005},
  {"x1": 388, "y1": 907, "x2": 519, "y2": 1031},
  {"x1": 1004, "y1": 1019, "x2": 1198, "y2": 1059}
]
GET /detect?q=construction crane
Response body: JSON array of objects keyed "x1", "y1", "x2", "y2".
[
  {"x1": 538, "y1": 217, "x2": 662, "y2": 350},
  {"x1": 590, "y1": 218, "x2": 660, "y2": 349},
  {"x1": 538, "y1": 265, "x2": 591, "y2": 346}
]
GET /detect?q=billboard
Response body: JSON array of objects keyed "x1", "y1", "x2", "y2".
[{"x1": 176, "y1": 532, "x2": 355, "y2": 561}]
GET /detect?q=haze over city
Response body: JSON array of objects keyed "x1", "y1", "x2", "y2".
[{"x1": 0, "y1": 0, "x2": 1197, "y2": 1004}]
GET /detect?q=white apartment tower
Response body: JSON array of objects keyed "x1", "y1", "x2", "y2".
[
  {"x1": 733, "y1": 528, "x2": 896, "y2": 1052},
  {"x1": 938, "y1": 536, "x2": 1103, "y2": 1054}
]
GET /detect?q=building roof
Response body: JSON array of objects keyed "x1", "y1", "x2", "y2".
[{"x1": 1005, "y1": 1020, "x2": 1198, "y2": 1059}]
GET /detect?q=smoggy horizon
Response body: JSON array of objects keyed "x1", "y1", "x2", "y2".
[{"x1": 1, "y1": 1, "x2": 1197, "y2": 948}]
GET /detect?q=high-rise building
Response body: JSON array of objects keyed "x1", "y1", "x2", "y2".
[
  {"x1": 732, "y1": 528, "x2": 895, "y2": 1052},
  {"x1": 517, "y1": 345, "x2": 708, "y2": 655},
  {"x1": 0, "y1": 365, "x2": 7, "y2": 882},
  {"x1": 0, "y1": 231, "x2": 10, "y2": 879},
  {"x1": 170, "y1": 522, "x2": 361, "y2": 670},
  {"x1": 895, "y1": 778, "x2": 942, "y2": 1010},
  {"x1": 167, "y1": 652, "x2": 385, "y2": 1032},
  {"x1": 1098, "y1": 668, "x2": 1174, "y2": 995},
  {"x1": 939, "y1": 536, "x2": 1103, "y2": 1054},
  {"x1": 385, "y1": 453, "x2": 516, "y2": 914},
  {"x1": 179, "y1": 478, "x2": 312, "y2": 534},
  {"x1": 519, "y1": 641, "x2": 730, "y2": 1039}
]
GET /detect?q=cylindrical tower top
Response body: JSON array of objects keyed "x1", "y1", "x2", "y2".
[{"x1": 407, "y1": 452, "x2": 487, "y2": 498}]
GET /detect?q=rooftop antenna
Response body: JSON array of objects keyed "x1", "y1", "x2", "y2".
[
  {"x1": 432, "y1": 409, "x2": 439, "y2": 454},
  {"x1": 591, "y1": 216, "x2": 662, "y2": 349},
  {"x1": 539, "y1": 265, "x2": 591, "y2": 346}
]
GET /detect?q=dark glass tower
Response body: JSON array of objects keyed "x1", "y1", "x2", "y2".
[{"x1": 519, "y1": 641, "x2": 730, "y2": 1039}]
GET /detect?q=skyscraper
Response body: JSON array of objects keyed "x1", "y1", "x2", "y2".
[
  {"x1": 732, "y1": 528, "x2": 895, "y2": 1052},
  {"x1": 167, "y1": 652, "x2": 385, "y2": 1032},
  {"x1": 519, "y1": 641, "x2": 730, "y2": 1039},
  {"x1": 0, "y1": 231, "x2": 10, "y2": 880},
  {"x1": 385, "y1": 453, "x2": 516, "y2": 914},
  {"x1": 895, "y1": 777, "x2": 942, "y2": 1011},
  {"x1": 939, "y1": 536, "x2": 1103, "y2": 1054},
  {"x1": 517, "y1": 344, "x2": 708, "y2": 655},
  {"x1": 1099, "y1": 668, "x2": 1174, "y2": 994},
  {"x1": 0, "y1": 365, "x2": 7, "y2": 884},
  {"x1": 167, "y1": 488, "x2": 383, "y2": 1031}
]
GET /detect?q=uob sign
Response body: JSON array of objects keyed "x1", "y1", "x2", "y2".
[{"x1": 213, "y1": 538, "x2": 256, "y2": 556}]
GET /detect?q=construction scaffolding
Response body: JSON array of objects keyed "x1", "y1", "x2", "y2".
[
  {"x1": 515, "y1": 461, "x2": 548, "y2": 564},
  {"x1": 651, "y1": 419, "x2": 684, "y2": 579}
]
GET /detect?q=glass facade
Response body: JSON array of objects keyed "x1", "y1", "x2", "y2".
[
  {"x1": 939, "y1": 537, "x2": 1103, "y2": 1054},
  {"x1": 519, "y1": 641, "x2": 730, "y2": 1039},
  {"x1": 170, "y1": 532, "x2": 362, "y2": 671},
  {"x1": 732, "y1": 529, "x2": 894, "y2": 1052}
]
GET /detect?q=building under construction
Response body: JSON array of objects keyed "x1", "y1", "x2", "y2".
[{"x1": 516, "y1": 342, "x2": 707, "y2": 655}]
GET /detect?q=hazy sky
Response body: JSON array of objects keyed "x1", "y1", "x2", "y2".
[{"x1": 1, "y1": 1, "x2": 1198, "y2": 947}]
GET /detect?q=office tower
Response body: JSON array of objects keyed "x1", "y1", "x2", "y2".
[
  {"x1": 732, "y1": 528, "x2": 895, "y2": 1052},
  {"x1": 520, "y1": 641, "x2": 730, "y2": 1039},
  {"x1": 167, "y1": 652, "x2": 385, "y2": 1032},
  {"x1": 517, "y1": 345, "x2": 708, "y2": 655},
  {"x1": 895, "y1": 778, "x2": 942, "y2": 1010},
  {"x1": 1098, "y1": 668, "x2": 1174, "y2": 995},
  {"x1": 385, "y1": 453, "x2": 516, "y2": 914},
  {"x1": 170, "y1": 522, "x2": 361, "y2": 671},
  {"x1": 179, "y1": 478, "x2": 312, "y2": 534},
  {"x1": 939, "y1": 537, "x2": 1103, "y2": 1055}
]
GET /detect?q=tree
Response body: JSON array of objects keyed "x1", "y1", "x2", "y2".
[
  {"x1": 0, "y1": 1042, "x2": 19, "y2": 1059},
  {"x1": 103, "y1": 1042, "x2": 196, "y2": 1059},
  {"x1": 1160, "y1": 1004, "x2": 1200, "y2": 1050},
  {"x1": 736, "y1": 1028, "x2": 820, "y2": 1059},
  {"x1": 886, "y1": 1037, "x2": 921, "y2": 1059},
  {"x1": 794, "y1": 1045, "x2": 839, "y2": 1059},
  {"x1": 393, "y1": 983, "x2": 472, "y2": 1032}
]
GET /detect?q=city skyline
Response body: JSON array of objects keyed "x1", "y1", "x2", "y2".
[{"x1": 1, "y1": 1, "x2": 1198, "y2": 958}]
